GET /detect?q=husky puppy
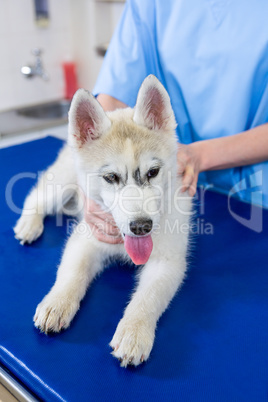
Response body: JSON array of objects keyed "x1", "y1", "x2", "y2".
[{"x1": 14, "y1": 75, "x2": 192, "y2": 367}]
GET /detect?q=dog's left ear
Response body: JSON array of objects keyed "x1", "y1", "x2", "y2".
[
  {"x1": 133, "y1": 75, "x2": 176, "y2": 132},
  {"x1": 68, "y1": 89, "x2": 111, "y2": 147}
]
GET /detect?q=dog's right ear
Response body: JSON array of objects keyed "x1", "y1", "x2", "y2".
[
  {"x1": 68, "y1": 89, "x2": 111, "y2": 147},
  {"x1": 133, "y1": 75, "x2": 176, "y2": 133}
]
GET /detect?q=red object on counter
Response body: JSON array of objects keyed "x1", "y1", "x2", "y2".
[{"x1": 63, "y1": 62, "x2": 78, "y2": 100}]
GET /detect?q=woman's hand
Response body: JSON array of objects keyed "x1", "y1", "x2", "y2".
[
  {"x1": 177, "y1": 143, "x2": 201, "y2": 196},
  {"x1": 84, "y1": 198, "x2": 123, "y2": 245}
]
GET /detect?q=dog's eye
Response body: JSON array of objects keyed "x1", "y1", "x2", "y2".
[
  {"x1": 147, "y1": 167, "x2": 160, "y2": 179},
  {"x1": 103, "y1": 173, "x2": 119, "y2": 184}
]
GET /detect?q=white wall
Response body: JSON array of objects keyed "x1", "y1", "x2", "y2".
[
  {"x1": 0, "y1": 0, "x2": 124, "y2": 112},
  {"x1": 0, "y1": 0, "x2": 73, "y2": 111},
  {"x1": 70, "y1": 0, "x2": 124, "y2": 92}
]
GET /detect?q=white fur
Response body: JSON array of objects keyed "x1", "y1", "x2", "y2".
[{"x1": 14, "y1": 75, "x2": 192, "y2": 367}]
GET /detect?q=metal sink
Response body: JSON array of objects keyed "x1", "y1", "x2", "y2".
[
  {"x1": 17, "y1": 100, "x2": 70, "y2": 120},
  {"x1": 0, "y1": 100, "x2": 71, "y2": 137}
]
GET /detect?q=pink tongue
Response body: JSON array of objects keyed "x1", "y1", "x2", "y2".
[{"x1": 124, "y1": 235, "x2": 153, "y2": 265}]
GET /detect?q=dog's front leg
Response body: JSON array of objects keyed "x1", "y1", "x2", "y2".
[
  {"x1": 34, "y1": 220, "x2": 105, "y2": 333},
  {"x1": 14, "y1": 145, "x2": 77, "y2": 245},
  {"x1": 110, "y1": 256, "x2": 186, "y2": 367}
]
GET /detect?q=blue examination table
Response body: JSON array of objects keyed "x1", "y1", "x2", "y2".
[{"x1": 0, "y1": 137, "x2": 267, "y2": 401}]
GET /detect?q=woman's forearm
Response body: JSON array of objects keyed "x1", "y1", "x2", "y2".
[
  {"x1": 97, "y1": 93, "x2": 127, "y2": 112},
  {"x1": 192, "y1": 123, "x2": 268, "y2": 172}
]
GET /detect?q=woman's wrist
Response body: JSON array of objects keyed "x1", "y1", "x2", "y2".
[
  {"x1": 189, "y1": 138, "x2": 227, "y2": 172},
  {"x1": 188, "y1": 141, "x2": 206, "y2": 173}
]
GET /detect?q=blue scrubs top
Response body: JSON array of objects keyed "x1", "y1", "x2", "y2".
[{"x1": 93, "y1": 0, "x2": 268, "y2": 207}]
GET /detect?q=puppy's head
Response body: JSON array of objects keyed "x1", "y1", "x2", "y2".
[{"x1": 68, "y1": 75, "x2": 178, "y2": 264}]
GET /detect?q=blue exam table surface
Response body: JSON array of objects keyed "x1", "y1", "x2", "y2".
[{"x1": 0, "y1": 137, "x2": 267, "y2": 401}]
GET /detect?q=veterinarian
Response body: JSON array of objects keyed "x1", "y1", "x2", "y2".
[{"x1": 86, "y1": 0, "x2": 268, "y2": 243}]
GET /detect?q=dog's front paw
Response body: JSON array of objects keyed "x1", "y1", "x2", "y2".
[
  {"x1": 110, "y1": 317, "x2": 155, "y2": 367},
  {"x1": 14, "y1": 214, "x2": 44, "y2": 245},
  {"x1": 34, "y1": 292, "x2": 79, "y2": 334}
]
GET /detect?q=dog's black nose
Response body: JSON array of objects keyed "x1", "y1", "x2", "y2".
[{"x1": 129, "y1": 219, "x2": 153, "y2": 236}]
